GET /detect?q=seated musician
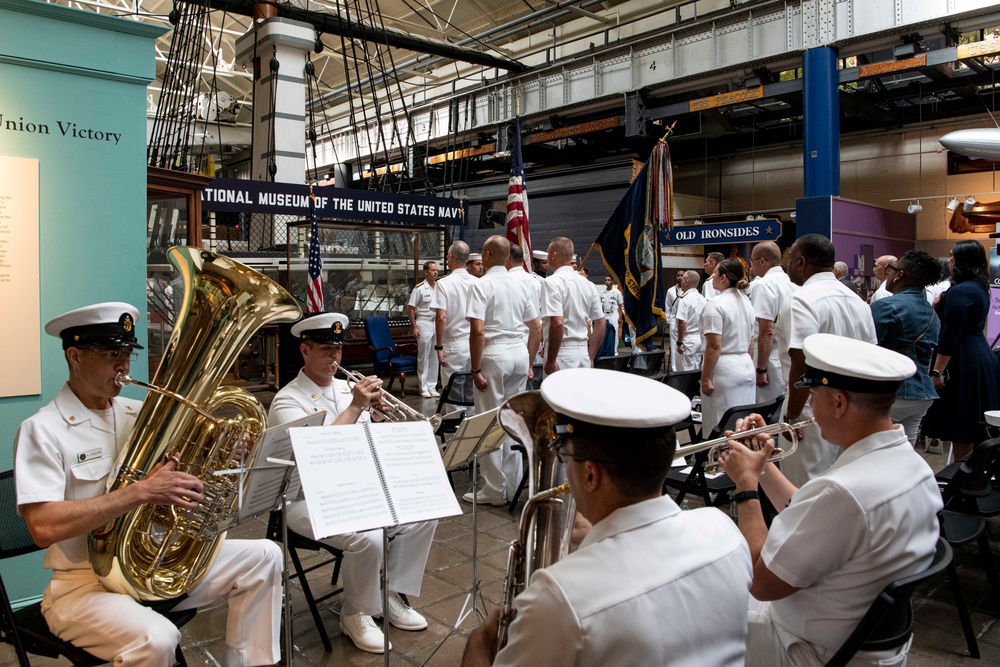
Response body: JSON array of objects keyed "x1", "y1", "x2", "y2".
[
  {"x1": 267, "y1": 312, "x2": 435, "y2": 654},
  {"x1": 461, "y1": 368, "x2": 753, "y2": 666},
  {"x1": 720, "y1": 333, "x2": 943, "y2": 666},
  {"x1": 14, "y1": 302, "x2": 282, "y2": 667}
]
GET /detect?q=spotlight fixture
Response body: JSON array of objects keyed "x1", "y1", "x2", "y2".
[
  {"x1": 965, "y1": 196, "x2": 977, "y2": 213},
  {"x1": 907, "y1": 203, "x2": 923, "y2": 214},
  {"x1": 947, "y1": 198, "x2": 961, "y2": 212},
  {"x1": 746, "y1": 215, "x2": 755, "y2": 221}
]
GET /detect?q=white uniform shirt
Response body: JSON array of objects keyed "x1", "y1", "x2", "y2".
[
  {"x1": 406, "y1": 281, "x2": 435, "y2": 321},
  {"x1": 14, "y1": 383, "x2": 141, "y2": 571},
  {"x1": 764, "y1": 426, "x2": 942, "y2": 655},
  {"x1": 702, "y1": 289, "x2": 755, "y2": 354},
  {"x1": 751, "y1": 266, "x2": 796, "y2": 365},
  {"x1": 702, "y1": 280, "x2": 720, "y2": 301},
  {"x1": 925, "y1": 279, "x2": 950, "y2": 304},
  {"x1": 268, "y1": 369, "x2": 370, "y2": 427},
  {"x1": 775, "y1": 272, "x2": 877, "y2": 385},
  {"x1": 495, "y1": 495, "x2": 752, "y2": 667},
  {"x1": 598, "y1": 287, "x2": 623, "y2": 329},
  {"x1": 430, "y1": 268, "x2": 478, "y2": 343},
  {"x1": 466, "y1": 265, "x2": 539, "y2": 340},
  {"x1": 507, "y1": 266, "x2": 541, "y2": 339},
  {"x1": 665, "y1": 284, "x2": 682, "y2": 316},
  {"x1": 540, "y1": 266, "x2": 603, "y2": 345},
  {"x1": 869, "y1": 281, "x2": 890, "y2": 303},
  {"x1": 672, "y1": 288, "x2": 708, "y2": 352}
]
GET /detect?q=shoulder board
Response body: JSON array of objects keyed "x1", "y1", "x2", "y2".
[{"x1": 416, "y1": 280, "x2": 425, "y2": 287}]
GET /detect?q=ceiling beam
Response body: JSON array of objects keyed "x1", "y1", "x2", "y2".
[{"x1": 203, "y1": 0, "x2": 528, "y2": 73}]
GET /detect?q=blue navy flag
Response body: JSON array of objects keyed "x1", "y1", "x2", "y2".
[
  {"x1": 306, "y1": 193, "x2": 324, "y2": 313},
  {"x1": 594, "y1": 162, "x2": 666, "y2": 346}
]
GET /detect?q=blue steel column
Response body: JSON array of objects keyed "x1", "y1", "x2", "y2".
[{"x1": 802, "y1": 47, "x2": 840, "y2": 198}]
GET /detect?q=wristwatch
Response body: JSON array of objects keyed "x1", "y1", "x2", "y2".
[
  {"x1": 756, "y1": 367, "x2": 768, "y2": 375},
  {"x1": 929, "y1": 370, "x2": 943, "y2": 378},
  {"x1": 471, "y1": 369, "x2": 482, "y2": 375},
  {"x1": 434, "y1": 345, "x2": 444, "y2": 351},
  {"x1": 733, "y1": 490, "x2": 760, "y2": 504}
]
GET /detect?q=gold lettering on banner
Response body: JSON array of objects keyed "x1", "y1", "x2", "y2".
[
  {"x1": 859, "y1": 54, "x2": 927, "y2": 78},
  {"x1": 689, "y1": 86, "x2": 764, "y2": 112},
  {"x1": 957, "y1": 39, "x2": 1000, "y2": 59}
]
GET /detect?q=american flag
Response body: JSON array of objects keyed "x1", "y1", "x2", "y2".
[
  {"x1": 306, "y1": 192, "x2": 324, "y2": 313},
  {"x1": 505, "y1": 116, "x2": 532, "y2": 271}
]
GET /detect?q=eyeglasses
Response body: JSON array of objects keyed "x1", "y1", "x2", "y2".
[
  {"x1": 552, "y1": 439, "x2": 611, "y2": 466},
  {"x1": 885, "y1": 264, "x2": 901, "y2": 273},
  {"x1": 81, "y1": 347, "x2": 138, "y2": 363}
]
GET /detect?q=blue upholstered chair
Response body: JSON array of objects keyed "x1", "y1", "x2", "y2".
[{"x1": 363, "y1": 315, "x2": 417, "y2": 396}]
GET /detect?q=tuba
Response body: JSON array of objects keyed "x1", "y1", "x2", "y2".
[
  {"x1": 88, "y1": 246, "x2": 302, "y2": 601},
  {"x1": 495, "y1": 391, "x2": 576, "y2": 650}
]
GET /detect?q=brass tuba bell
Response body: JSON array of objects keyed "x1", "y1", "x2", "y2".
[{"x1": 88, "y1": 246, "x2": 302, "y2": 601}]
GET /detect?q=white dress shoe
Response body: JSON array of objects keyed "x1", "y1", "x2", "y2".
[
  {"x1": 429, "y1": 389, "x2": 441, "y2": 397},
  {"x1": 421, "y1": 390, "x2": 433, "y2": 398},
  {"x1": 340, "y1": 612, "x2": 390, "y2": 654},
  {"x1": 462, "y1": 490, "x2": 507, "y2": 506},
  {"x1": 385, "y1": 593, "x2": 428, "y2": 631}
]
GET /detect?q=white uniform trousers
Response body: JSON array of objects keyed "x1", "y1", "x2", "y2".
[
  {"x1": 41, "y1": 539, "x2": 282, "y2": 667},
  {"x1": 701, "y1": 353, "x2": 756, "y2": 433},
  {"x1": 286, "y1": 501, "x2": 436, "y2": 616},
  {"x1": 441, "y1": 338, "x2": 474, "y2": 415},
  {"x1": 672, "y1": 347, "x2": 703, "y2": 373},
  {"x1": 777, "y1": 404, "x2": 841, "y2": 488},
  {"x1": 415, "y1": 318, "x2": 439, "y2": 394},
  {"x1": 890, "y1": 398, "x2": 934, "y2": 447},
  {"x1": 547, "y1": 339, "x2": 590, "y2": 375},
  {"x1": 756, "y1": 356, "x2": 787, "y2": 407},
  {"x1": 747, "y1": 600, "x2": 910, "y2": 667},
  {"x1": 475, "y1": 340, "x2": 529, "y2": 501}
]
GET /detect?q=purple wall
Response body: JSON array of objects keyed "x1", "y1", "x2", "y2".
[{"x1": 831, "y1": 197, "x2": 916, "y2": 260}]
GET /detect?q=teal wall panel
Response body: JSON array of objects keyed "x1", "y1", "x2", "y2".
[{"x1": 0, "y1": 0, "x2": 165, "y2": 605}]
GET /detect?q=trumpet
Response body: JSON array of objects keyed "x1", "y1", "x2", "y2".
[
  {"x1": 673, "y1": 418, "x2": 816, "y2": 474},
  {"x1": 333, "y1": 364, "x2": 442, "y2": 430}
]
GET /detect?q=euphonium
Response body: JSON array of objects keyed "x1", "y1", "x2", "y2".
[
  {"x1": 495, "y1": 391, "x2": 576, "y2": 651},
  {"x1": 88, "y1": 246, "x2": 302, "y2": 601}
]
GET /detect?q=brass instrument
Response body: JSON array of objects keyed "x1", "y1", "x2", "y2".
[
  {"x1": 88, "y1": 246, "x2": 301, "y2": 601},
  {"x1": 333, "y1": 363, "x2": 442, "y2": 430},
  {"x1": 673, "y1": 418, "x2": 816, "y2": 474},
  {"x1": 495, "y1": 392, "x2": 576, "y2": 651}
]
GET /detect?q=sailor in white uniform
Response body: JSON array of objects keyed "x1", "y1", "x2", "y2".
[
  {"x1": 406, "y1": 261, "x2": 440, "y2": 398},
  {"x1": 268, "y1": 313, "x2": 436, "y2": 654}
]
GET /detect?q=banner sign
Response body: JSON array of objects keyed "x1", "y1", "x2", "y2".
[
  {"x1": 958, "y1": 38, "x2": 1000, "y2": 59},
  {"x1": 660, "y1": 220, "x2": 781, "y2": 246},
  {"x1": 201, "y1": 178, "x2": 464, "y2": 226},
  {"x1": 689, "y1": 86, "x2": 764, "y2": 112},
  {"x1": 858, "y1": 54, "x2": 926, "y2": 78}
]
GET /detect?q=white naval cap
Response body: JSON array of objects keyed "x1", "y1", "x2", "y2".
[
  {"x1": 45, "y1": 302, "x2": 143, "y2": 350},
  {"x1": 541, "y1": 368, "x2": 690, "y2": 429},
  {"x1": 291, "y1": 312, "x2": 349, "y2": 344},
  {"x1": 468, "y1": 253, "x2": 483, "y2": 261},
  {"x1": 532, "y1": 250, "x2": 548, "y2": 261},
  {"x1": 795, "y1": 333, "x2": 916, "y2": 393}
]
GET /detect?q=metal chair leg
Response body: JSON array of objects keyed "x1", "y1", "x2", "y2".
[{"x1": 946, "y1": 559, "x2": 981, "y2": 658}]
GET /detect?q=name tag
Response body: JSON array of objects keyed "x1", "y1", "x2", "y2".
[{"x1": 77, "y1": 448, "x2": 103, "y2": 463}]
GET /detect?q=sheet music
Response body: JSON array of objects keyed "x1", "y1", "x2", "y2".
[
  {"x1": 371, "y1": 421, "x2": 462, "y2": 524},
  {"x1": 236, "y1": 411, "x2": 325, "y2": 522},
  {"x1": 290, "y1": 424, "x2": 395, "y2": 538},
  {"x1": 441, "y1": 407, "x2": 505, "y2": 470}
]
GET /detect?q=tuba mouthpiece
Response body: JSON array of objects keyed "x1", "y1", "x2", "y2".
[{"x1": 115, "y1": 373, "x2": 134, "y2": 388}]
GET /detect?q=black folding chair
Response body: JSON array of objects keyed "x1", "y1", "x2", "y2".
[
  {"x1": 0, "y1": 470, "x2": 193, "y2": 667},
  {"x1": 266, "y1": 509, "x2": 345, "y2": 652},
  {"x1": 626, "y1": 349, "x2": 665, "y2": 378},
  {"x1": 661, "y1": 369, "x2": 702, "y2": 446},
  {"x1": 663, "y1": 396, "x2": 784, "y2": 510},
  {"x1": 593, "y1": 355, "x2": 629, "y2": 372},
  {"x1": 824, "y1": 538, "x2": 952, "y2": 667},
  {"x1": 433, "y1": 371, "x2": 476, "y2": 443}
]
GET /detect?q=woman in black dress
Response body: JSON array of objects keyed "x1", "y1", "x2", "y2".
[{"x1": 923, "y1": 240, "x2": 1000, "y2": 460}]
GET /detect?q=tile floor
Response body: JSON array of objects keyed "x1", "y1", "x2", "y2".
[{"x1": 3, "y1": 384, "x2": 999, "y2": 666}]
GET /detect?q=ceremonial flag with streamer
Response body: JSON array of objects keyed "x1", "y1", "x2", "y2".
[
  {"x1": 306, "y1": 191, "x2": 324, "y2": 313},
  {"x1": 594, "y1": 141, "x2": 673, "y2": 346},
  {"x1": 505, "y1": 116, "x2": 532, "y2": 271}
]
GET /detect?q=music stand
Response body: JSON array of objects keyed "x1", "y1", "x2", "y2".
[
  {"x1": 420, "y1": 409, "x2": 506, "y2": 666},
  {"x1": 214, "y1": 411, "x2": 326, "y2": 666}
]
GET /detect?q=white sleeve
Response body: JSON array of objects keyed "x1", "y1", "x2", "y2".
[
  {"x1": 787, "y1": 293, "x2": 820, "y2": 350},
  {"x1": 702, "y1": 300, "x2": 724, "y2": 336},
  {"x1": 540, "y1": 279, "x2": 562, "y2": 319},
  {"x1": 466, "y1": 281, "x2": 487, "y2": 322},
  {"x1": 752, "y1": 282, "x2": 779, "y2": 321},
  {"x1": 493, "y1": 570, "x2": 581, "y2": 667},
  {"x1": 406, "y1": 286, "x2": 421, "y2": 309},
  {"x1": 430, "y1": 281, "x2": 446, "y2": 311},
  {"x1": 14, "y1": 419, "x2": 69, "y2": 506}
]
